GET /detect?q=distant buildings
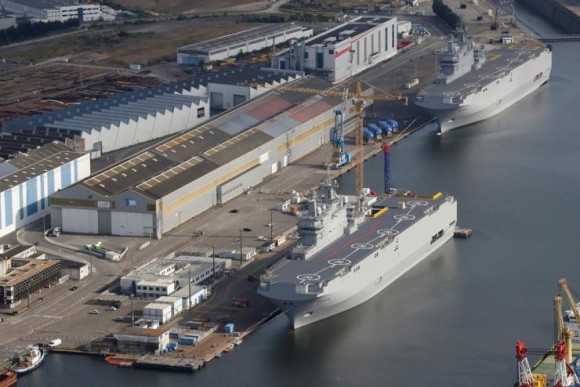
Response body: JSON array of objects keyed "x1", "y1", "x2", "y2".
[
  {"x1": 0, "y1": 0, "x2": 117, "y2": 23},
  {"x1": 177, "y1": 23, "x2": 313, "y2": 65}
]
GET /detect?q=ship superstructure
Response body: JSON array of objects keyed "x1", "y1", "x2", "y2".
[
  {"x1": 258, "y1": 179, "x2": 457, "y2": 329},
  {"x1": 415, "y1": 31, "x2": 552, "y2": 133}
]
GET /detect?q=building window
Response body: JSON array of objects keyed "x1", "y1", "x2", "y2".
[
  {"x1": 304, "y1": 52, "x2": 309, "y2": 59},
  {"x1": 197, "y1": 107, "x2": 205, "y2": 118},
  {"x1": 328, "y1": 49, "x2": 334, "y2": 54}
]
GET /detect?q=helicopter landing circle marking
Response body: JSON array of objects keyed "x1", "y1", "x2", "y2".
[
  {"x1": 328, "y1": 259, "x2": 352, "y2": 266},
  {"x1": 407, "y1": 200, "x2": 429, "y2": 206},
  {"x1": 297, "y1": 274, "x2": 321, "y2": 282},
  {"x1": 378, "y1": 229, "x2": 400, "y2": 236},
  {"x1": 352, "y1": 243, "x2": 373, "y2": 250},
  {"x1": 394, "y1": 214, "x2": 416, "y2": 221}
]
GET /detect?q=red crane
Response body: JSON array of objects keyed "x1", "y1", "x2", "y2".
[{"x1": 516, "y1": 341, "x2": 534, "y2": 387}]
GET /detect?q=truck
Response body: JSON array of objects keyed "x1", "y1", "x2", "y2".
[
  {"x1": 367, "y1": 124, "x2": 383, "y2": 140},
  {"x1": 362, "y1": 128, "x2": 375, "y2": 143},
  {"x1": 377, "y1": 121, "x2": 393, "y2": 137}
]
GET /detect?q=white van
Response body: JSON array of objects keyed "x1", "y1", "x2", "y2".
[{"x1": 48, "y1": 338, "x2": 62, "y2": 347}]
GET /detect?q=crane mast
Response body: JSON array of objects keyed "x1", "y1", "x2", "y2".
[{"x1": 559, "y1": 278, "x2": 580, "y2": 324}]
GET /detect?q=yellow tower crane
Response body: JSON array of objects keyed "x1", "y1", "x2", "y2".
[{"x1": 279, "y1": 78, "x2": 407, "y2": 196}]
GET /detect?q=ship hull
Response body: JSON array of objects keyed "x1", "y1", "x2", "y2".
[
  {"x1": 417, "y1": 48, "x2": 552, "y2": 133},
  {"x1": 266, "y1": 198, "x2": 457, "y2": 329}
]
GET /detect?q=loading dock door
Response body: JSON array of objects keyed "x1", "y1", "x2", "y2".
[
  {"x1": 210, "y1": 92, "x2": 224, "y2": 109},
  {"x1": 62, "y1": 208, "x2": 98, "y2": 234}
]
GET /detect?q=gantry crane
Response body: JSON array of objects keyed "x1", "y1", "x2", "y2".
[{"x1": 279, "y1": 78, "x2": 407, "y2": 195}]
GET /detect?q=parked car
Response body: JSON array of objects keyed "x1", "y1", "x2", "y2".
[
  {"x1": 69, "y1": 286, "x2": 78, "y2": 291},
  {"x1": 48, "y1": 338, "x2": 62, "y2": 347},
  {"x1": 242, "y1": 227, "x2": 252, "y2": 232},
  {"x1": 113, "y1": 316, "x2": 125, "y2": 322},
  {"x1": 89, "y1": 310, "x2": 99, "y2": 314},
  {"x1": 106, "y1": 306, "x2": 117, "y2": 311}
]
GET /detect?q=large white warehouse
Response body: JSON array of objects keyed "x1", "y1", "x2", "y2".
[
  {"x1": 273, "y1": 16, "x2": 399, "y2": 83},
  {"x1": 1, "y1": 68, "x2": 303, "y2": 159},
  {"x1": 49, "y1": 77, "x2": 370, "y2": 238},
  {"x1": 0, "y1": 141, "x2": 90, "y2": 238},
  {"x1": 177, "y1": 23, "x2": 313, "y2": 65}
]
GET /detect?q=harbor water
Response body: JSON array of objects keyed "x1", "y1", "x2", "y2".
[{"x1": 17, "y1": 43, "x2": 580, "y2": 387}]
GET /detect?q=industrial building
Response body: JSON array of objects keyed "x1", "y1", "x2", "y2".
[
  {"x1": 116, "y1": 326, "x2": 170, "y2": 354},
  {"x1": 177, "y1": 23, "x2": 313, "y2": 65},
  {"x1": 50, "y1": 76, "x2": 367, "y2": 238},
  {"x1": 273, "y1": 16, "x2": 399, "y2": 83},
  {"x1": 0, "y1": 244, "x2": 61, "y2": 309},
  {"x1": 0, "y1": 141, "x2": 90, "y2": 238},
  {"x1": 1, "y1": 67, "x2": 302, "y2": 159},
  {"x1": 119, "y1": 255, "x2": 230, "y2": 297},
  {"x1": 0, "y1": 0, "x2": 117, "y2": 22}
]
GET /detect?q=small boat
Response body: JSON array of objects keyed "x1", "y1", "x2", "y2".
[
  {"x1": 11, "y1": 345, "x2": 46, "y2": 374},
  {"x1": 223, "y1": 343, "x2": 234, "y2": 353},
  {"x1": 105, "y1": 355, "x2": 135, "y2": 367},
  {"x1": 215, "y1": 352, "x2": 223, "y2": 359},
  {"x1": 0, "y1": 371, "x2": 17, "y2": 387}
]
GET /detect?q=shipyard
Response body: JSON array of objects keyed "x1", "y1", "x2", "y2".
[{"x1": 0, "y1": 0, "x2": 579, "y2": 385}]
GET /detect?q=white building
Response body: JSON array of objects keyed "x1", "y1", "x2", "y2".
[
  {"x1": 134, "y1": 280, "x2": 175, "y2": 298},
  {"x1": 172, "y1": 286, "x2": 207, "y2": 310},
  {"x1": 117, "y1": 327, "x2": 170, "y2": 354},
  {"x1": 1, "y1": 0, "x2": 116, "y2": 22},
  {"x1": 120, "y1": 255, "x2": 229, "y2": 296},
  {"x1": 0, "y1": 141, "x2": 90, "y2": 238},
  {"x1": 143, "y1": 303, "x2": 172, "y2": 325},
  {"x1": 155, "y1": 295, "x2": 183, "y2": 316},
  {"x1": 177, "y1": 23, "x2": 313, "y2": 65},
  {"x1": 273, "y1": 16, "x2": 398, "y2": 83}
]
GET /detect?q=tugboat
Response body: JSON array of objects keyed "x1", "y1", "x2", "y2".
[
  {"x1": 0, "y1": 371, "x2": 17, "y2": 387},
  {"x1": 11, "y1": 345, "x2": 46, "y2": 374}
]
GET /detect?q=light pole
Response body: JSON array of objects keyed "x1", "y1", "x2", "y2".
[
  {"x1": 188, "y1": 268, "x2": 192, "y2": 310},
  {"x1": 130, "y1": 294, "x2": 134, "y2": 326},
  {"x1": 239, "y1": 228, "x2": 243, "y2": 262},
  {"x1": 270, "y1": 210, "x2": 274, "y2": 245},
  {"x1": 212, "y1": 244, "x2": 216, "y2": 287}
]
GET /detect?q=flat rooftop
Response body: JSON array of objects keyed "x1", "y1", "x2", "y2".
[
  {"x1": 0, "y1": 141, "x2": 85, "y2": 193},
  {"x1": 307, "y1": 16, "x2": 391, "y2": 46},
  {"x1": 178, "y1": 23, "x2": 305, "y2": 53}
]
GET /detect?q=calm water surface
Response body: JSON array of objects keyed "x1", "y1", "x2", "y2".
[{"x1": 18, "y1": 41, "x2": 580, "y2": 387}]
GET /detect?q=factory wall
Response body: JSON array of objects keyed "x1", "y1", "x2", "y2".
[{"x1": 0, "y1": 153, "x2": 90, "y2": 238}]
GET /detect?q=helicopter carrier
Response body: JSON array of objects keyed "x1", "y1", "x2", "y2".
[
  {"x1": 415, "y1": 32, "x2": 552, "y2": 133},
  {"x1": 258, "y1": 178, "x2": 457, "y2": 329}
]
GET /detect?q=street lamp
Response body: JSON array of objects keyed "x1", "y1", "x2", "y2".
[
  {"x1": 239, "y1": 228, "x2": 243, "y2": 262},
  {"x1": 130, "y1": 294, "x2": 134, "y2": 326},
  {"x1": 270, "y1": 210, "x2": 274, "y2": 245},
  {"x1": 212, "y1": 244, "x2": 216, "y2": 288}
]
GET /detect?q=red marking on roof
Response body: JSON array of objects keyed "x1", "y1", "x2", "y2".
[
  {"x1": 246, "y1": 97, "x2": 292, "y2": 121},
  {"x1": 289, "y1": 100, "x2": 333, "y2": 123},
  {"x1": 334, "y1": 46, "x2": 352, "y2": 59}
]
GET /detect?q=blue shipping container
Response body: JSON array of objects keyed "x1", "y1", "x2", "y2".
[{"x1": 224, "y1": 323, "x2": 235, "y2": 334}]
